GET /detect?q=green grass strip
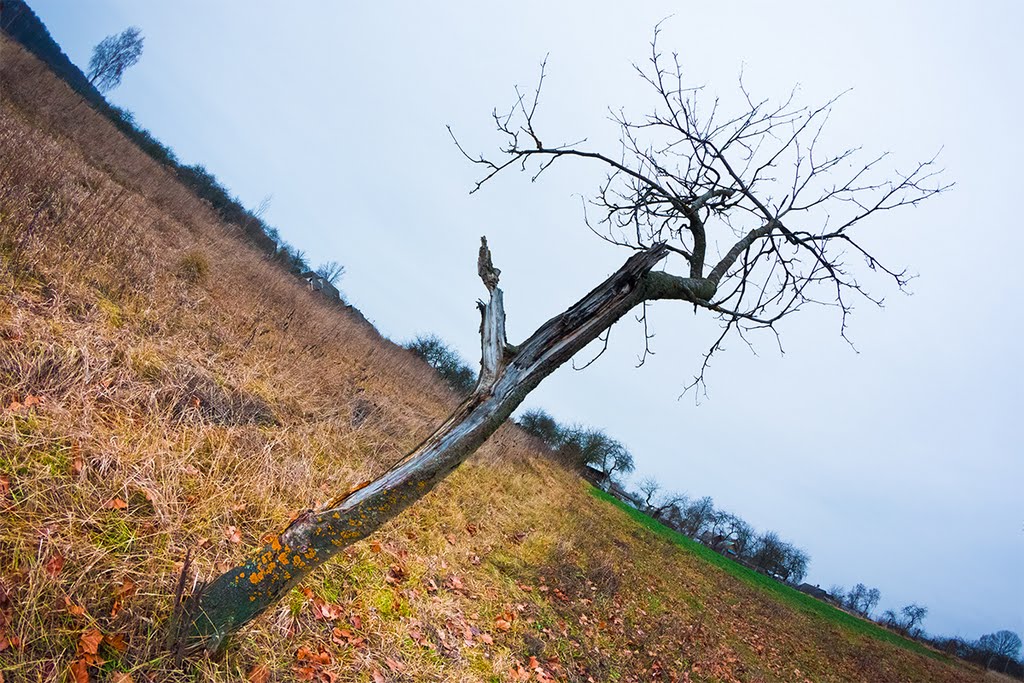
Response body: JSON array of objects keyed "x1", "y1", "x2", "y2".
[{"x1": 588, "y1": 487, "x2": 943, "y2": 660}]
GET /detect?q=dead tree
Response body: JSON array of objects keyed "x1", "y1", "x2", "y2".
[{"x1": 177, "y1": 31, "x2": 946, "y2": 655}]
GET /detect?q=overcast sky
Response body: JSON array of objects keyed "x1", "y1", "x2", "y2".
[{"x1": 29, "y1": 0, "x2": 1022, "y2": 640}]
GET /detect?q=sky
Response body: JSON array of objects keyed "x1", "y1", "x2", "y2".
[{"x1": 27, "y1": 0, "x2": 1022, "y2": 640}]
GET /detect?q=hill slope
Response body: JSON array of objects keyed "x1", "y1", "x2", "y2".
[{"x1": 0, "y1": 36, "x2": 983, "y2": 682}]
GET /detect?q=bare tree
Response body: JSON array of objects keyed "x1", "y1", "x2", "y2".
[
  {"x1": 638, "y1": 477, "x2": 662, "y2": 509},
  {"x1": 315, "y1": 260, "x2": 346, "y2": 285},
  {"x1": 720, "y1": 513, "x2": 754, "y2": 557},
  {"x1": 680, "y1": 496, "x2": 715, "y2": 538},
  {"x1": 559, "y1": 426, "x2": 634, "y2": 485},
  {"x1": 406, "y1": 334, "x2": 476, "y2": 394},
  {"x1": 175, "y1": 31, "x2": 946, "y2": 655},
  {"x1": 901, "y1": 603, "x2": 928, "y2": 637},
  {"x1": 87, "y1": 27, "x2": 144, "y2": 93},
  {"x1": 977, "y1": 630, "x2": 1022, "y2": 671},
  {"x1": 844, "y1": 582, "x2": 882, "y2": 617},
  {"x1": 779, "y1": 544, "x2": 809, "y2": 584},
  {"x1": 882, "y1": 603, "x2": 929, "y2": 637},
  {"x1": 516, "y1": 408, "x2": 564, "y2": 449},
  {"x1": 751, "y1": 530, "x2": 786, "y2": 575},
  {"x1": 636, "y1": 479, "x2": 687, "y2": 522}
]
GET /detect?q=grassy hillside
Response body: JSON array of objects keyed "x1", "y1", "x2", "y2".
[{"x1": 0, "y1": 36, "x2": 984, "y2": 682}]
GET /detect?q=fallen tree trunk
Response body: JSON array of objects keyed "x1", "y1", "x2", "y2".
[{"x1": 176, "y1": 237, "x2": 713, "y2": 656}]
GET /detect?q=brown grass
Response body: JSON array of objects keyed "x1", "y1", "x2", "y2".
[{"x1": 0, "y1": 35, "x2": 986, "y2": 682}]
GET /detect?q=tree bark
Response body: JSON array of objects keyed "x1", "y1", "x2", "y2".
[{"x1": 177, "y1": 239, "x2": 711, "y2": 656}]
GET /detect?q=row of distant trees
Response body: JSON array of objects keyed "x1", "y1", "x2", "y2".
[
  {"x1": 830, "y1": 581, "x2": 930, "y2": 636},
  {"x1": 518, "y1": 409, "x2": 809, "y2": 583},
  {"x1": 828, "y1": 586, "x2": 1022, "y2": 676}
]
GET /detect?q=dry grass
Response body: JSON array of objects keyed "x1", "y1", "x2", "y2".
[{"x1": 0, "y1": 35, "x2": 987, "y2": 682}]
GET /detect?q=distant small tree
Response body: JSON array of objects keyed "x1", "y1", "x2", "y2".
[
  {"x1": 779, "y1": 545, "x2": 809, "y2": 584},
  {"x1": 977, "y1": 631, "x2": 1022, "y2": 671},
  {"x1": 516, "y1": 408, "x2": 564, "y2": 449},
  {"x1": 285, "y1": 246, "x2": 309, "y2": 274},
  {"x1": 901, "y1": 603, "x2": 928, "y2": 637},
  {"x1": 316, "y1": 261, "x2": 345, "y2": 286},
  {"x1": 633, "y1": 479, "x2": 687, "y2": 521},
  {"x1": 559, "y1": 426, "x2": 634, "y2": 484},
  {"x1": 680, "y1": 496, "x2": 715, "y2": 538},
  {"x1": 864, "y1": 587, "x2": 881, "y2": 616},
  {"x1": 406, "y1": 334, "x2": 477, "y2": 395},
  {"x1": 638, "y1": 477, "x2": 661, "y2": 509},
  {"x1": 659, "y1": 496, "x2": 689, "y2": 531},
  {"x1": 720, "y1": 513, "x2": 754, "y2": 557},
  {"x1": 882, "y1": 603, "x2": 928, "y2": 637},
  {"x1": 87, "y1": 27, "x2": 144, "y2": 93},
  {"x1": 844, "y1": 583, "x2": 881, "y2": 617},
  {"x1": 750, "y1": 530, "x2": 786, "y2": 575}
]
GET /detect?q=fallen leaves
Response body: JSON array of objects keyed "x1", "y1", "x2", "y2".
[
  {"x1": 0, "y1": 633, "x2": 21, "y2": 652},
  {"x1": 293, "y1": 646, "x2": 336, "y2": 682},
  {"x1": 312, "y1": 601, "x2": 344, "y2": 623},
  {"x1": 104, "y1": 632, "x2": 128, "y2": 652},
  {"x1": 103, "y1": 498, "x2": 128, "y2": 510},
  {"x1": 225, "y1": 525, "x2": 242, "y2": 544},
  {"x1": 69, "y1": 659, "x2": 90, "y2": 683},
  {"x1": 67, "y1": 627, "x2": 134, "y2": 681},
  {"x1": 78, "y1": 628, "x2": 103, "y2": 656},
  {"x1": 330, "y1": 627, "x2": 365, "y2": 648},
  {"x1": 247, "y1": 664, "x2": 271, "y2": 683},
  {"x1": 494, "y1": 610, "x2": 515, "y2": 632},
  {"x1": 64, "y1": 596, "x2": 86, "y2": 616},
  {"x1": 384, "y1": 563, "x2": 406, "y2": 585},
  {"x1": 5, "y1": 394, "x2": 43, "y2": 413},
  {"x1": 110, "y1": 579, "x2": 137, "y2": 618},
  {"x1": 44, "y1": 553, "x2": 65, "y2": 577}
]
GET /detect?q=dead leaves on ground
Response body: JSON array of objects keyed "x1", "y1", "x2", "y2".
[
  {"x1": 44, "y1": 552, "x2": 65, "y2": 577},
  {"x1": 5, "y1": 394, "x2": 44, "y2": 413},
  {"x1": 293, "y1": 646, "x2": 335, "y2": 681},
  {"x1": 68, "y1": 627, "x2": 134, "y2": 682},
  {"x1": 247, "y1": 663, "x2": 271, "y2": 683},
  {"x1": 494, "y1": 609, "x2": 516, "y2": 632}
]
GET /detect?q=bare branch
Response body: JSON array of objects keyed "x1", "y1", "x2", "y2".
[{"x1": 450, "y1": 24, "x2": 947, "y2": 389}]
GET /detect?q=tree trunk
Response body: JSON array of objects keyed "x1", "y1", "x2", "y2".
[{"x1": 176, "y1": 239, "x2": 693, "y2": 656}]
